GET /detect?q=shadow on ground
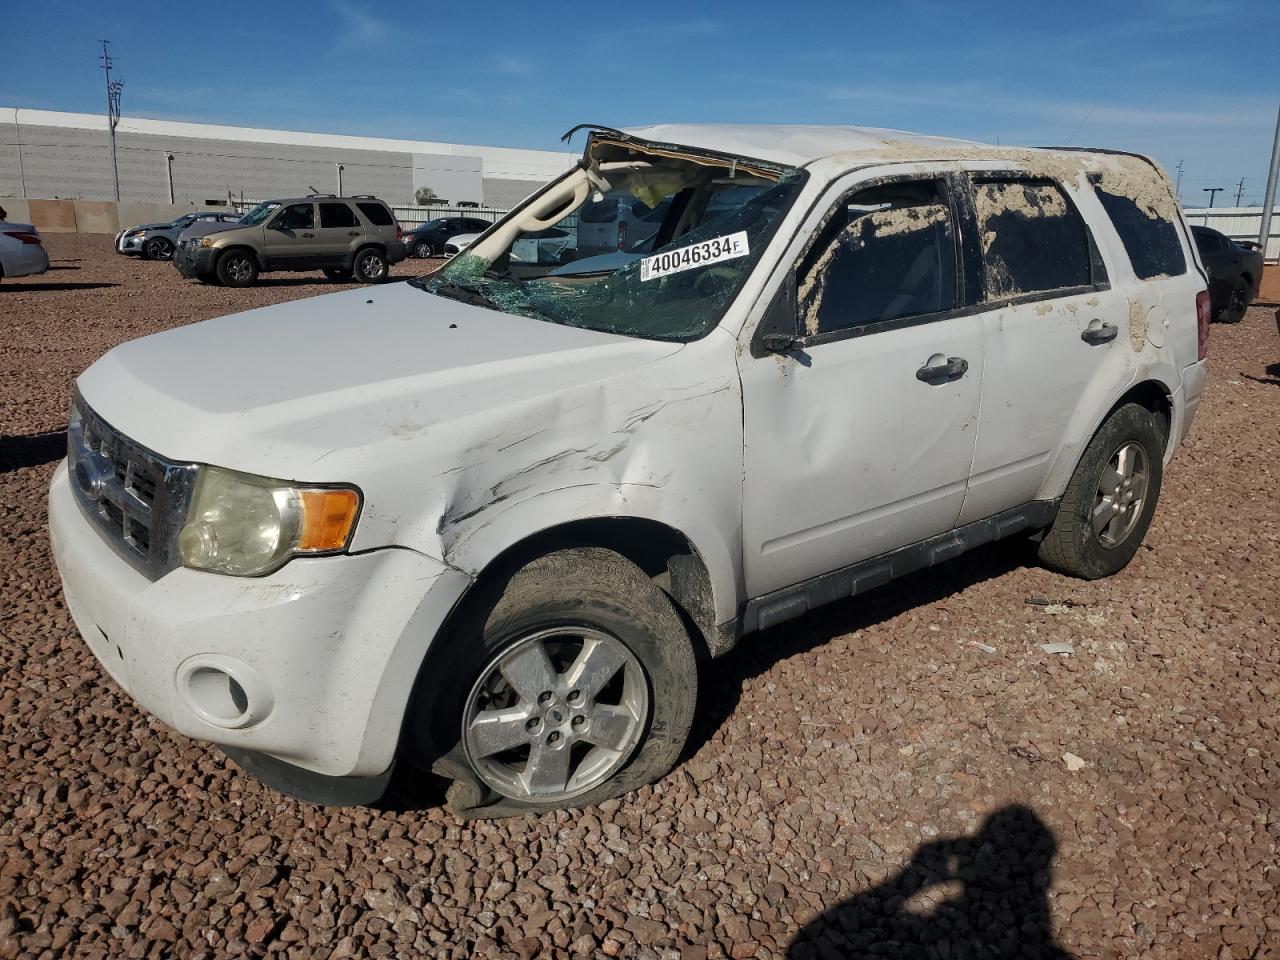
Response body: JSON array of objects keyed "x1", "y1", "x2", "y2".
[
  {"x1": 787, "y1": 805, "x2": 1074, "y2": 959},
  {"x1": 0, "y1": 282, "x2": 118, "y2": 292},
  {"x1": 1, "y1": 430, "x2": 67, "y2": 473}
]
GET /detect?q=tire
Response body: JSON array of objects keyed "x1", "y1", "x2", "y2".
[
  {"x1": 413, "y1": 240, "x2": 434, "y2": 258},
  {"x1": 142, "y1": 237, "x2": 173, "y2": 261},
  {"x1": 215, "y1": 249, "x2": 258, "y2": 287},
  {"x1": 1037, "y1": 403, "x2": 1164, "y2": 579},
  {"x1": 1217, "y1": 278, "x2": 1250, "y2": 324},
  {"x1": 407, "y1": 547, "x2": 697, "y2": 817},
  {"x1": 353, "y1": 247, "x2": 389, "y2": 283},
  {"x1": 323, "y1": 267, "x2": 353, "y2": 282}
]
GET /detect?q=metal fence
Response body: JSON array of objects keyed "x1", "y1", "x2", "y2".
[{"x1": 1182, "y1": 206, "x2": 1280, "y2": 261}]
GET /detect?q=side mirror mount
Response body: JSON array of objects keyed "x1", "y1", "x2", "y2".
[{"x1": 761, "y1": 333, "x2": 799, "y2": 353}]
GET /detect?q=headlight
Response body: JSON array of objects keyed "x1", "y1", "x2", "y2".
[
  {"x1": 135, "y1": 231, "x2": 147, "y2": 238},
  {"x1": 199, "y1": 236, "x2": 214, "y2": 247},
  {"x1": 178, "y1": 466, "x2": 361, "y2": 577}
]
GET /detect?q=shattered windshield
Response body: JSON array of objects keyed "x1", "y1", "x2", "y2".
[{"x1": 414, "y1": 145, "x2": 803, "y2": 342}]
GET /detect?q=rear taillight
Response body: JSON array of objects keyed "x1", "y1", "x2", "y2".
[
  {"x1": 3, "y1": 231, "x2": 41, "y2": 245},
  {"x1": 396, "y1": 224, "x2": 403, "y2": 241},
  {"x1": 1196, "y1": 290, "x2": 1211, "y2": 360},
  {"x1": 617, "y1": 222, "x2": 627, "y2": 250}
]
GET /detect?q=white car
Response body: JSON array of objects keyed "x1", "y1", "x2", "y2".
[
  {"x1": 50, "y1": 123, "x2": 1209, "y2": 816},
  {"x1": 0, "y1": 220, "x2": 50, "y2": 281},
  {"x1": 442, "y1": 233, "x2": 476, "y2": 257}
]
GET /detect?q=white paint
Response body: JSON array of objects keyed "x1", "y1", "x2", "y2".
[{"x1": 48, "y1": 125, "x2": 1207, "y2": 790}]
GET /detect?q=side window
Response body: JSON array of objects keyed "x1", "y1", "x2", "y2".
[
  {"x1": 356, "y1": 202, "x2": 394, "y2": 226},
  {"x1": 974, "y1": 180, "x2": 1092, "y2": 299},
  {"x1": 797, "y1": 179, "x2": 957, "y2": 336},
  {"x1": 275, "y1": 203, "x2": 314, "y2": 230},
  {"x1": 1092, "y1": 175, "x2": 1186, "y2": 280},
  {"x1": 319, "y1": 202, "x2": 359, "y2": 228}
]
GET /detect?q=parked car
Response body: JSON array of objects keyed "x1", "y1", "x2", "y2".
[
  {"x1": 0, "y1": 220, "x2": 50, "y2": 282},
  {"x1": 404, "y1": 217, "x2": 494, "y2": 258},
  {"x1": 50, "y1": 124, "x2": 1209, "y2": 817},
  {"x1": 442, "y1": 233, "x2": 477, "y2": 257},
  {"x1": 172, "y1": 195, "x2": 406, "y2": 286},
  {"x1": 116, "y1": 211, "x2": 241, "y2": 261},
  {"x1": 576, "y1": 191, "x2": 669, "y2": 255},
  {"x1": 1190, "y1": 225, "x2": 1263, "y2": 323}
]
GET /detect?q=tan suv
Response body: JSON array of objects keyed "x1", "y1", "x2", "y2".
[{"x1": 174, "y1": 195, "x2": 407, "y2": 287}]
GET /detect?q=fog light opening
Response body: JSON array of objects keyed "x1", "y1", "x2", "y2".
[{"x1": 187, "y1": 666, "x2": 249, "y2": 725}]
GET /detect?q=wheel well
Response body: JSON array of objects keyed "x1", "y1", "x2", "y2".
[
  {"x1": 1111, "y1": 380, "x2": 1172, "y2": 451},
  {"x1": 450, "y1": 518, "x2": 724, "y2": 660}
]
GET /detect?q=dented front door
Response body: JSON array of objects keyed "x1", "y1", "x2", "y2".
[{"x1": 739, "y1": 172, "x2": 984, "y2": 599}]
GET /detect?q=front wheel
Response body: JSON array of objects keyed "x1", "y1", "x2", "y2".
[
  {"x1": 1037, "y1": 403, "x2": 1165, "y2": 579},
  {"x1": 215, "y1": 250, "x2": 258, "y2": 287},
  {"x1": 142, "y1": 237, "x2": 173, "y2": 261},
  {"x1": 353, "y1": 248, "x2": 388, "y2": 283},
  {"x1": 408, "y1": 548, "x2": 697, "y2": 817}
]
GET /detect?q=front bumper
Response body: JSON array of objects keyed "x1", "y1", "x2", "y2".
[
  {"x1": 174, "y1": 243, "x2": 215, "y2": 278},
  {"x1": 49, "y1": 460, "x2": 472, "y2": 785},
  {"x1": 117, "y1": 232, "x2": 145, "y2": 255}
]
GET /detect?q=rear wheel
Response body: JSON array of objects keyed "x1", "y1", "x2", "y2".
[
  {"x1": 1037, "y1": 403, "x2": 1164, "y2": 579},
  {"x1": 413, "y1": 240, "x2": 434, "y2": 258},
  {"x1": 142, "y1": 237, "x2": 173, "y2": 261},
  {"x1": 1218, "y1": 278, "x2": 1250, "y2": 324},
  {"x1": 353, "y1": 247, "x2": 388, "y2": 283},
  {"x1": 408, "y1": 548, "x2": 697, "y2": 817},
  {"x1": 215, "y1": 250, "x2": 258, "y2": 287}
]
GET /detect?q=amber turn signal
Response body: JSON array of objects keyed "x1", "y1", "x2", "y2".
[{"x1": 297, "y1": 489, "x2": 361, "y2": 552}]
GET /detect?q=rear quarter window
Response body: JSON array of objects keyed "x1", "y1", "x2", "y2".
[
  {"x1": 356, "y1": 202, "x2": 395, "y2": 227},
  {"x1": 1091, "y1": 173, "x2": 1186, "y2": 280}
]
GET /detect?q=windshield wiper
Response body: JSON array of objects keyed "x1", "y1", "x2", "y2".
[{"x1": 412, "y1": 275, "x2": 502, "y2": 311}]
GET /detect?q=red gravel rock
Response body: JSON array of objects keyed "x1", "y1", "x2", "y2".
[{"x1": 1, "y1": 235, "x2": 1278, "y2": 959}]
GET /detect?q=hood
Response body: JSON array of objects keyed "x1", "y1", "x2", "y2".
[
  {"x1": 77, "y1": 281, "x2": 681, "y2": 479},
  {"x1": 123, "y1": 221, "x2": 175, "y2": 233},
  {"x1": 178, "y1": 221, "x2": 241, "y2": 241}
]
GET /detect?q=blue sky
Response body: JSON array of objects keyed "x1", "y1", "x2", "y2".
[{"x1": 3, "y1": 0, "x2": 1278, "y2": 205}]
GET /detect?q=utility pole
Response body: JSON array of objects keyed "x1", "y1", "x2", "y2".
[
  {"x1": 1174, "y1": 160, "x2": 1184, "y2": 202},
  {"x1": 336, "y1": 163, "x2": 345, "y2": 196},
  {"x1": 165, "y1": 152, "x2": 175, "y2": 204},
  {"x1": 1202, "y1": 187, "x2": 1223, "y2": 208},
  {"x1": 1259, "y1": 102, "x2": 1280, "y2": 260},
  {"x1": 100, "y1": 40, "x2": 124, "y2": 202},
  {"x1": 1234, "y1": 179, "x2": 1245, "y2": 207}
]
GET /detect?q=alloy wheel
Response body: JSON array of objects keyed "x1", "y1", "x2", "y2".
[
  {"x1": 461, "y1": 627, "x2": 649, "y2": 802},
  {"x1": 1092, "y1": 440, "x2": 1149, "y2": 548}
]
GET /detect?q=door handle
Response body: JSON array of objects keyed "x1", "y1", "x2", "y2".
[
  {"x1": 302, "y1": 232, "x2": 314, "y2": 238},
  {"x1": 348, "y1": 230, "x2": 361, "y2": 237},
  {"x1": 916, "y1": 354, "x2": 969, "y2": 384},
  {"x1": 1081, "y1": 320, "x2": 1118, "y2": 345}
]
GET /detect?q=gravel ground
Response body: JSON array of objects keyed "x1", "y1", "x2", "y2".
[{"x1": 2, "y1": 234, "x2": 1278, "y2": 960}]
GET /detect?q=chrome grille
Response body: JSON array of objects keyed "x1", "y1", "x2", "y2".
[{"x1": 68, "y1": 393, "x2": 198, "y2": 580}]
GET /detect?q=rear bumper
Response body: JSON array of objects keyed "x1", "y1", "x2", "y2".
[
  {"x1": 386, "y1": 240, "x2": 407, "y2": 265},
  {"x1": 1174, "y1": 359, "x2": 1208, "y2": 448},
  {"x1": 2, "y1": 244, "x2": 49, "y2": 278}
]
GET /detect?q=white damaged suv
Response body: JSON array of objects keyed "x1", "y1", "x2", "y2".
[{"x1": 49, "y1": 124, "x2": 1210, "y2": 816}]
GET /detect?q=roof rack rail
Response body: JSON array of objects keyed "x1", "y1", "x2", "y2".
[
  {"x1": 351, "y1": 194, "x2": 379, "y2": 199},
  {"x1": 306, "y1": 193, "x2": 338, "y2": 198}
]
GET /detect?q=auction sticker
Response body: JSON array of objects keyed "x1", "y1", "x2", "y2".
[{"x1": 640, "y1": 231, "x2": 750, "y2": 282}]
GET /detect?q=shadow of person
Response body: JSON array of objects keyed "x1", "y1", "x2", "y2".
[{"x1": 788, "y1": 805, "x2": 1073, "y2": 959}]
